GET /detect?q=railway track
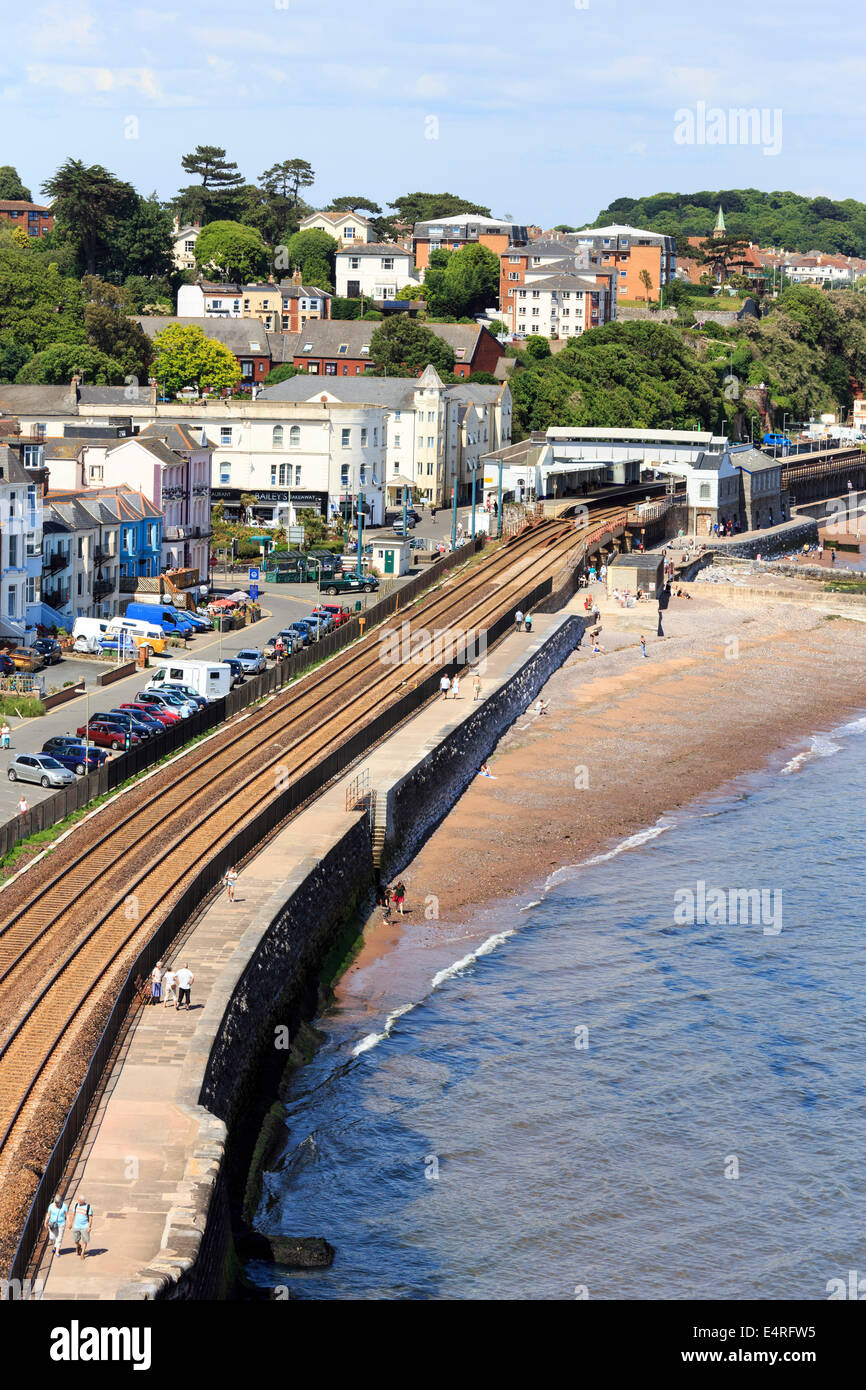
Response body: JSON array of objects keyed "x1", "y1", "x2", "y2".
[{"x1": 0, "y1": 503, "x2": 628, "y2": 1206}]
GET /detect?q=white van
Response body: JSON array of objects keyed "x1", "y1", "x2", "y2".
[
  {"x1": 146, "y1": 660, "x2": 231, "y2": 702},
  {"x1": 72, "y1": 617, "x2": 112, "y2": 652},
  {"x1": 106, "y1": 618, "x2": 168, "y2": 653}
]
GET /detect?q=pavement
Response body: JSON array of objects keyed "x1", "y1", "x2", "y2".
[{"x1": 33, "y1": 604, "x2": 570, "y2": 1300}]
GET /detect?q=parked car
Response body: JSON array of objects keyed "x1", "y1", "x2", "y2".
[
  {"x1": 392, "y1": 518, "x2": 416, "y2": 534},
  {"x1": 263, "y1": 634, "x2": 300, "y2": 658},
  {"x1": 279, "y1": 624, "x2": 310, "y2": 648},
  {"x1": 303, "y1": 610, "x2": 334, "y2": 633},
  {"x1": 133, "y1": 689, "x2": 195, "y2": 718},
  {"x1": 149, "y1": 681, "x2": 207, "y2": 710},
  {"x1": 322, "y1": 574, "x2": 379, "y2": 595},
  {"x1": 9, "y1": 646, "x2": 45, "y2": 672},
  {"x1": 119, "y1": 700, "x2": 181, "y2": 727},
  {"x1": 287, "y1": 620, "x2": 320, "y2": 644},
  {"x1": 102, "y1": 709, "x2": 157, "y2": 740},
  {"x1": 32, "y1": 637, "x2": 62, "y2": 665},
  {"x1": 40, "y1": 739, "x2": 105, "y2": 775},
  {"x1": 109, "y1": 707, "x2": 166, "y2": 737},
  {"x1": 316, "y1": 605, "x2": 351, "y2": 627},
  {"x1": 223, "y1": 657, "x2": 246, "y2": 686},
  {"x1": 76, "y1": 719, "x2": 143, "y2": 751},
  {"x1": 235, "y1": 648, "x2": 266, "y2": 675},
  {"x1": 7, "y1": 753, "x2": 76, "y2": 788},
  {"x1": 0, "y1": 653, "x2": 15, "y2": 675}
]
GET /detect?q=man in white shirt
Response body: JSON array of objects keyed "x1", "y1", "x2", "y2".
[
  {"x1": 175, "y1": 964, "x2": 195, "y2": 1011},
  {"x1": 162, "y1": 967, "x2": 178, "y2": 1008}
]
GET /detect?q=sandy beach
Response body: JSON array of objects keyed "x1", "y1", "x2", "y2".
[{"x1": 338, "y1": 583, "x2": 866, "y2": 999}]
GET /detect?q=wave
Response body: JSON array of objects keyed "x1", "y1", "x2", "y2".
[
  {"x1": 351, "y1": 1002, "x2": 417, "y2": 1057},
  {"x1": 780, "y1": 734, "x2": 844, "y2": 775},
  {"x1": 544, "y1": 819, "x2": 674, "y2": 890}
]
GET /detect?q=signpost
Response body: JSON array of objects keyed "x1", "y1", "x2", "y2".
[
  {"x1": 248, "y1": 567, "x2": 260, "y2": 582},
  {"x1": 249, "y1": 584, "x2": 259, "y2": 601}
]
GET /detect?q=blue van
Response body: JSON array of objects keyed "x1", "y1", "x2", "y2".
[{"x1": 124, "y1": 602, "x2": 196, "y2": 636}]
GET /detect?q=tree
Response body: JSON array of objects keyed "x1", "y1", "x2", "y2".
[
  {"x1": 261, "y1": 159, "x2": 315, "y2": 207},
  {"x1": 283, "y1": 228, "x2": 338, "y2": 287},
  {"x1": 0, "y1": 331, "x2": 33, "y2": 383},
  {"x1": 16, "y1": 342, "x2": 127, "y2": 385},
  {"x1": 41, "y1": 159, "x2": 137, "y2": 276},
  {"x1": 424, "y1": 242, "x2": 500, "y2": 318},
  {"x1": 639, "y1": 268, "x2": 653, "y2": 305},
  {"x1": 524, "y1": 335, "x2": 551, "y2": 361},
  {"x1": 263, "y1": 363, "x2": 302, "y2": 386},
  {"x1": 81, "y1": 276, "x2": 152, "y2": 381},
  {"x1": 689, "y1": 234, "x2": 752, "y2": 283},
  {"x1": 177, "y1": 145, "x2": 245, "y2": 224},
  {"x1": 553, "y1": 224, "x2": 577, "y2": 232},
  {"x1": 388, "y1": 192, "x2": 492, "y2": 223},
  {"x1": 486, "y1": 318, "x2": 509, "y2": 336},
  {"x1": 369, "y1": 316, "x2": 455, "y2": 376},
  {"x1": 0, "y1": 166, "x2": 32, "y2": 201},
  {"x1": 194, "y1": 221, "x2": 270, "y2": 282},
  {"x1": 0, "y1": 229, "x2": 85, "y2": 354},
  {"x1": 104, "y1": 194, "x2": 175, "y2": 283},
  {"x1": 326, "y1": 195, "x2": 382, "y2": 215},
  {"x1": 152, "y1": 323, "x2": 240, "y2": 394}
]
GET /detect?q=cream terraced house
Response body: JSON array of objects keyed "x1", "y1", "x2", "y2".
[{"x1": 298, "y1": 210, "x2": 375, "y2": 245}]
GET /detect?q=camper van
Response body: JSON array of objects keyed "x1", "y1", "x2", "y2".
[
  {"x1": 124, "y1": 602, "x2": 196, "y2": 636},
  {"x1": 145, "y1": 660, "x2": 231, "y2": 702},
  {"x1": 106, "y1": 619, "x2": 168, "y2": 653},
  {"x1": 72, "y1": 617, "x2": 112, "y2": 653}
]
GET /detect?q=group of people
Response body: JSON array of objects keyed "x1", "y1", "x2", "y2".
[
  {"x1": 514, "y1": 610, "x2": 533, "y2": 633},
  {"x1": 712, "y1": 518, "x2": 742, "y2": 537},
  {"x1": 45, "y1": 1192, "x2": 93, "y2": 1259},
  {"x1": 379, "y1": 880, "x2": 406, "y2": 920},
  {"x1": 148, "y1": 960, "x2": 195, "y2": 1010},
  {"x1": 439, "y1": 672, "x2": 483, "y2": 700}
]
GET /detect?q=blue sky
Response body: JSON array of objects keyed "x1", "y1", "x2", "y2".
[{"x1": 4, "y1": 0, "x2": 864, "y2": 225}]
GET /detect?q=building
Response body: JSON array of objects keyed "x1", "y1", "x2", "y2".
[
  {"x1": 280, "y1": 319, "x2": 504, "y2": 380},
  {"x1": 336, "y1": 243, "x2": 417, "y2": 300},
  {"x1": 43, "y1": 487, "x2": 163, "y2": 623},
  {"x1": 0, "y1": 200, "x2": 54, "y2": 237},
  {"x1": 177, "y1": 279, "x2": 331, "y2": 331},
  {"x1": 511, "y1": 272, "x2": 614, "y2": 339},
  {"x1": 172, "y1": 220, "x2": 201, "y2": 271},
  {"x1": 413, "y1": 215, "x2": 529, "y2": 271},
  {"x1": 0, "y1": 445, "x2": 43, "y2": 640},
  {"x1": 137, "y1": 316, "x2": 274, "y2": 388},
  {"x1": 568, "y1": 225, "x2": 677, "y2": 301},
  {"x1": 298, "y1": 210, "x2": 376, "y2": 245}
]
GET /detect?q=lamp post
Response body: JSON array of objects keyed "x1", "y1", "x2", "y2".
[
  {"x1": 470, "y1": 462, "x2": 478, "y2": 539},
  {"x1": 356, "y1": 491, "x2": 365, "y2": 579},
  {"x1": 402, "y1": 483, "x2": 408, "y2": 537},
  {"x1": 450, "y1": 464, "x2": 458, "y2": 551}
]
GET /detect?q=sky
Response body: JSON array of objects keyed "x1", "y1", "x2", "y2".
[{"x1": 3, "y1": 0, "x2": 865, "y2": 226}]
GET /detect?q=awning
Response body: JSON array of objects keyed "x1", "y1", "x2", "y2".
[{"x1": 387, "y1": 474, "x2": 417, "y2": 492}]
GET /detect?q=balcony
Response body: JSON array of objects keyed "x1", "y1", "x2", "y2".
[
  {"x1": 43, "y1": 586, "x2": 70, "y2": 610},
  {"x1": 47, "y1": 550, "x2": 71, "y2": 573},
  {"x1": 93, "y1": 547, "x2": 111, "y2": 565},
  {"x1": 93, "y1": 578, "x2": 115, "y2": 600}
]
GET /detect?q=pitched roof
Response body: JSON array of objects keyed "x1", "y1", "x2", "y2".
[
  {"x1": 0, "y1": 200, "x2": 52, "y2": 213},
  {"x1": 273, "y1": 319, "x2": 500, "y2": 367},
  {"x1": 136, "y1": 421, "x2": 212, "y2": 454},
  {"x1": 135, "y1": 316, "x2": 268, "y2": 356},
  {"x1": 0, "y1": 385, "x2": 78, "y2": 416},
  {"x1": 301, "y1": 209, "x2": 374, "y2": 227},
  {"x1": 0, "y1": 444, "x2": 33, "y2": 487},
  {"x1": 106, "y1": 436, "x2": 180, "y2": 468},
  {"x1": 336, "y1": 242, "x2": 412, "y2": 258},
  {"x1": 259, "y1": 376, "x2": 417, "y2": 408}
]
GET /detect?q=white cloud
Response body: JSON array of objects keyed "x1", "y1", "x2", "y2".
[
  {"x1": 25, "y1": 63, "x2": 176, "y2": 104},
  {"x1": 29, "y1": 3, "x2": 98, "y2": 52}
]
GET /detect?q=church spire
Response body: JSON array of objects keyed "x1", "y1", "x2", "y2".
[{"x1": 713, "y1": 204, "x2": 726, "y2": 238}]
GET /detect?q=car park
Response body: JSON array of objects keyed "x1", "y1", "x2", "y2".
[
  {"x1": 9, "y1": 646, "x2": 45, "y2": 672},
  {"x1": 322, "y1": 574, "x2": 378, "y2": 595},
  {"x1": 7, "y1": 753, "x2": 76, "y2": 788},
  {"x1": 40, "y1": 740, "x2": 105, "y2": 775},
  {"x1": 316, "y1": 605, "x2": 351, "y2": 627},
  {"x1": 235, "y1": 648, "x2": 266, "y2": 675},
  {"x1": 75, "y1": 719, "x2": 142, "y2": 751},
  {"x1": 119, "y1": 700, "x2": 181, "y2": 727},
  {"x1": 32, "y1": 637, "x2": 62, "y2": 665}
]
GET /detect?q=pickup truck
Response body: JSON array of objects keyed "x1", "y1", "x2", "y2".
[{"x1": 321, "y1": 574, "x2": 379, "y2": 596}]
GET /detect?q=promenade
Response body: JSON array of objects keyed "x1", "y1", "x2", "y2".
[{"x1": 34, "y1": 605, "x2": 571, "y2": 1299}]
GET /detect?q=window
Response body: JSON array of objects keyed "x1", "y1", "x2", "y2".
[
  {"x1": 360, "y1": 345, "x2": 370, "y2": 357},
  {"x1": 325, "y1": 362, "x2": 337, "y2": 374},
  {"x1": 382, "y1": 258, "x2": 394, "y2": 270},
  {"x1": 295, "y1": 465, "x2": 301, "y2": 486},
  {"x1": 345, "y1": 226, "x2": 355, "y2": 239},
  {"x1": 360, "y1": 466, "x2": 366, "y2": 485},
  {"x1": 272, "y1": 425, "x2": 283, "y2": 448},
  {"x1": 341, "y1": 464, "x2": 349, "y2": 487},
  {"x1": 699, "y1": 483, "x2": 711, "y2": 499},
  {"x1": 302, "y1": 342, "x2": 313, "y2": 352},
  {"x1": 509, "y1": 256, "x2": 521, "y2": 264},
  {"x1": 8, "y1": 535, "x2": 17, "y2": 567},
  {"x1": 123, "y1": 526, "x2": 134, "y2": 551},
  {"x1": 26, "y1": 577, "x2": 35, "y2": 604},
  {"x1": 290, "y1": 425, "x2": 300, "y2": 447},
  {"x1": 338, "y1": 344, "x2": 349, "y2": 355},
  {"x1": 427, "y1": 462, "x2": 434, "y2": 475},
  {"x1": 427, "y1": 436, "x2": 434, "y2": 448},
  {"x1": 342, "y1": 428, "x2": 351, "y2": 448},
  {"x1": 349, "y1": 257, "x2": 360, "y2": 270},
  {"x1": 220, "y1": 427, "x2": 232, "y2": 446},
  {"x1": 531, "y1": 290, "x2": 540, "y2": 299},
  {"x1": 220, "y1": 465, "x2": 231, "y2": 484},
  {"x1": 394, "y1": 434, "x2": 401, "y2": 448},
  {"x1": 531, "y1": 308, "x2": 540, "y2": 317},
  {"x1": 518, "y1": 289, "x2": 527, "y2": 298},
  {"x1": 393, "y1": 410, "x2": 401, "y2": 420},
  {"x1": 7, "y1": 585, "x2": 15, "y2": 616},
  {"x1": 361, "y1": 428, "x2": 368, "y2": 446},
  {"x1": 508, "y1": 272, "x2": 520, "y2": 281},
  {"x1": 185, "y1": 240, "x2": 196, "y2": 252},
  {"x1": 88, "y1": 465, "x2": 103, "y2": 481}
]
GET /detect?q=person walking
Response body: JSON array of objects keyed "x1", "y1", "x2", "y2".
[
  {"x1": 175, "y1": 963, "x2": 195, "y2": 1011},
  {"x1": 17, "y1": 796, "x2": 29, "y2": 818},
  {"x1": 392, "y1": 880, "x2": 406, "y2": 915},
  {"x1": 439, "y1": 673, "x2": 451, "y2": 699},
  {"x1": 0, "y1": 721, "x2": 10, "y2": 750},
  {"x1": 71, "y1": 1196, "x2": 93, "y2": 1259},
  {"x1": 225, "y1": 866, "x2": 238, "y2": 902},
  {"x1": 451, "y1": 674, "x2": 460, "y2": 700},
  {"x1": 524, "y1": 612, "x2": 533, "y2": 633},
  {"x1": 379, "y1": 882, "x2": 392, "y2": 922},
  {"x1": 472, "y1": 674, "x2": 482, "y2": 701},
  {"x1": 515, "y1": 609, "x2": 524, "y2": 632},
  {"x1": 45, "y1": 1193, "x2": 68, "y2": 1257},
  {"x1": 162, "y1": 966, "x2": 178, "y2": 1008},
  {"x1": 640, "y1": 635, "x2": 648, "y2": 658},
  {"x1": 150, "y1": 962, "x2": 163, "y2": 1005}
]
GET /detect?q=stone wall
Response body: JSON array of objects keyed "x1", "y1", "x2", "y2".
[{"x1": 699, "y1": 517, "x2": 818, "y2": 559}]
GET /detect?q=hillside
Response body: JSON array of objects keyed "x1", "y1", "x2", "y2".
[{"x1": 589, "y1": 190, "x2": 866, "y2": 258}]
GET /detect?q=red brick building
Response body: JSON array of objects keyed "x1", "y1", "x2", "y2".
[
  {"x1": 0, "y1": 200, "x2": 54, "y2": 236},
  {"x1": 273, "y1": 320, "x2": 504, "y2": 379}
]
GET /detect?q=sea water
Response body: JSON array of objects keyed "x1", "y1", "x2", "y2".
[{"x1": 249, "y1": 716, "x2": 866, "y2": 1300}]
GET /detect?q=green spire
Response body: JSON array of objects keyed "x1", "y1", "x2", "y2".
[{"x1": 714, "y1": 204, "x2": 726, "y2": 236}]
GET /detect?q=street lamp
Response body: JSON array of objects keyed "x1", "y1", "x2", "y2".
[{"x1": 450, "y1": 463, "x2": 458, "y2": 551}]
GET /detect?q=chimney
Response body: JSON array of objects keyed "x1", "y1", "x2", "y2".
[
  {"x1": 71, "y1": 374, "x2": 81, "y2": 402},
  {"x1": 293, "y1": 268, "x2": 302, "y2": 287}
]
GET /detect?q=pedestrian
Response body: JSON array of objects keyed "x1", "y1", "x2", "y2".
[
  {"x1": 162, "y1": 966, "x2": 178, "y2": 1008},
  {"x1": 71, "y1": 1195, "x2": 93, "y2": 1259},
  {"x1": 150, "y1": 961, "x2": 163, "y2": 1005},
  {"x1": 392, "y1": 880, "x2": 406, "y2": 915},
  {"x1": 224, "y1": 866, "x2": 238, "y2": 902},
  {"x1": 451, "y1": 674, "x2": 460, "y2": 700},
  {"x1": 175, "y1": 963, "x2": 195, "y2": 1011},
  {"x1": 831, "y1": 547, "x2": 836, "y2": 565},
  {"x1": 515, "y1": 609, "x2": 524, "y2": 632},
  {"x1": 17, "y1": 796, "x2": 28, "y2": 817},
  {"x1": 45, "y1": 1193, "x2": 68, "y2": 1257},
  {"x1": 535, "y1": 698, "x2": 549, "y2": 716},
  {"x1": 640, "y1": 635, "x2": 648, "y2": 658},
  {"x1": 472, "y1": 674, "x2": 482, "y2": 700},
  {"x1": 439, "y1": 673, "x2": 451, "y2": 699},
  {"x1": 0, "y1": 721, "x2": 9, "y2": 749},
  {"x1": 600, "y1": 563, "x2": 607, "y2": 584},
  {"x1": 524, "y1": 612, "x2": 533, "y2": 633},
  {"x1": 379, "y1": 881, "x2": 392, "y2": 921}
]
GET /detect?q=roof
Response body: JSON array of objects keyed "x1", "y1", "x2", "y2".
[
  {"x1": 274, "y1": 319, "x2": 500, "y2": 366},
  {"x1": 545, "y1": 427, "x2": 726, "y2": 446},
  {"x1": 78, "y1": 386, "x2": 148, "y2": 406},
  {"x1": 414, "y1": 214, "x2": 525, "y2": 234},
  {"x1": 574, "y1": 223, "x2": 671, "y2": 242},
  {"x1": 300, "y1": 210, "x2": 374, "y2": 227},
  {"x1": 106, "y1": 436, "x2": 181, "y2": 468},
  {"x1": 46, "y1": 484, "x2": 161, "y2": 522},
  {"x1": 0, "y1": 200, "x2": 52, "y2": 213},
  {"x1": 522, "y1": 274, "x2": 603, "y2": 293},
  {"x1": 732, "y1": 447, "x2": 782, "y2": 474},
  {"x1": 136, "y1": 422, "x2": 212, "y2": 454},
  {"x1": 259, "y1": 377, "x2": 417, "y2": 408},
  {"x1": 135, "y1": 316, "x2": 268, "y2": 356},
  {"x1": 336, "y1": 242, "x2": 412, "y2": 259},
  {"x1": 0, "y1": 385, "x2": 78, "y2": 416},
  {"x1": 0, "y1": 444, "x2": 33, "y2": 487}
]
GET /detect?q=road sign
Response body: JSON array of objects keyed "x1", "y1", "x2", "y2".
[
  {"x1": 248, "y1": 567, "x2": 260, "y2": 581},
  {"x1": 249, "y1": 584, "x2": 259, "y2": 601}
]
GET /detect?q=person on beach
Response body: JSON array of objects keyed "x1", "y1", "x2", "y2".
[
  {"x1": 439, "y1": 673, "x2": 451, "y2": 699},
  {"x1": 45, "y1": 1193, "x2": 68, "y2": 1256},
  {"x1": 225, "y1": 866, "x2": 238, "y2": 902},
  {"x1": 479, "y1": 763, "x2": 497, "y2": 778},
  {"x1": 0, "y1": 721, "x2": 10, "y2": 749},
  {"x1": 451, "y1": 674, "x2": 460, "y2": 700},
  {"x1": 162, "y1": 966, "x2": 178, "y2": 1008},
  {"x1": 515, "y1": 609, "x2": 524, "y2": 632},
  {"x1": 379, "y1": 882, "x2": 392, "y2": 921},
  {"x1": 392, "y1": 881, "x2": 406, "y2": 915},
  {"x1": 535, "y1": 699, "x2": 549, "y2": 716},
  {"x1": 472, "y1": 674, "x2": 482, "y2": 701},
  {"x1": 175, "y1": 964, "x2": 195, "y2": 1011},
  {"x1": 150, "y1": 962, "x2": 163, "y2": 1004},
  {"x1": 71, "y1": 1196, "x2": 93, "y2": 1259}
]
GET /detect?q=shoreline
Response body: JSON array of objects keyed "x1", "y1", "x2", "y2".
[{"x1": 336, "y1": 588, "x2": 866, "y2": 1014}]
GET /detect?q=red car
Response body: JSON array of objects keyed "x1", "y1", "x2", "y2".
[
  {"x1": 76, "y1": 718, "x2": 143, "y2": 751},
  {"x1": 315, "y1": 604, "x2": 351, "y2": 627},
  {"x1": 119, "y1": 699, "x2": 181, "y2": 727}
]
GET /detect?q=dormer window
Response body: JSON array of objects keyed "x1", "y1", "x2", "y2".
[
  {"x1": 338, "y1": 344, "x2": 349, "y2": 354},
  {"x1": 303, "y1": 342, "x2": 313, "y2": 352}
]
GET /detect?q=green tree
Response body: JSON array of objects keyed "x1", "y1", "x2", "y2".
[
  {"x1": 263, "y1": 363, "x2": 302, "y2": 386},
  {"x1": 639, "y1": 268, "x2": 653, "y2": 305},
  {"x1": 104, "y1": 194, "x2": 175, "y2": 282},
  {"x1": 0, "y1": 331, "x2": 33, "y2": 382},
  {"x1": 424, "y1": 242, "x2": 500, "y2": 317},
  {"x1": 261, "y1": 159, "x2": 315, "y2": 207},
  {"x1": 177, "y1": 145, "x2": 245, "y2": 224},
  {"x1": 326, "y1": 195, "x2": 382, "y2": 215},
  {"x1": 524, "y1": 335, "x2": 551, "y2": 360},
  {"x1": 0, "y1": 166, "x2": 32, "y2": 200},
  {"x1": 369, "y1": 315, "x2": 455, "y2": 375},
  {"x1": 16, "y1": 342, "x2": 127, "y2": 384},
  {"x1": 194, "y1": 220, "x2": 270, "y2": 282},
  {"x1": 0, "y1": 229, "x2": 84, "y2": 354},
  {"x1": 41, "y1": 159, "x2": 137, "y2": 275},
  {"x1": 388, "y1": 192, "x2": 492, "y2": 223},
  {"x1": 281, "y1": 228, "x2": 338, "y2": 287},
  {"x1": 152, "y1": 323, "x2": 240, "y2": 394},
  {"x1": 81, "y1": 276, "x2": 152, "y2": 381}
]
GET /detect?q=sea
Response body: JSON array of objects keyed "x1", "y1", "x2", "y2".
[{"x1": 248, "y1": 714, "x2": 866, "y2": 1300}]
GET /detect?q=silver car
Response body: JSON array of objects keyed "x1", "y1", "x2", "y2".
[
  {"x1": 235, "y1": 648, "x2": 267, "y2": 674},
  {"x1": 8, "y1": 753, "x2": 76, "y2": 788}
]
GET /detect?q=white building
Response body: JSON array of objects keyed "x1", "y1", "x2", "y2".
[
  {"x1": 299, "y1": 210, "x2": 375, "y2": 245},
  {"x1": 513, "y1": 272, "x2": 613, "y2": 338},
  {"x1": 336, "y1": 243, "x2": 418, "y2": 300},
  {"x1": 172, "y1": 221, "x2": 201, "y2": 272},
  {"x1": 0, "y1": 446, "x2": 43, "y2": 641}
]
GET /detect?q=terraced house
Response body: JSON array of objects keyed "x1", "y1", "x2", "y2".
[{"x1": 0, "y1": 446, "x2": 43, "y2": 641}]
